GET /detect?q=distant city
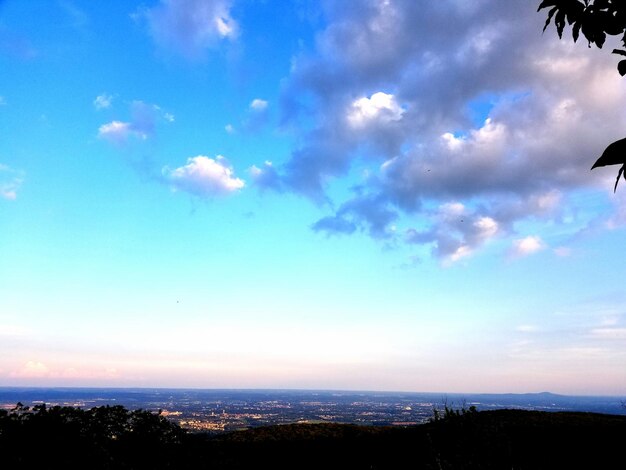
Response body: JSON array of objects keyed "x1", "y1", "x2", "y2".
[{"x1": 1, "y1": 388, "x2": 624, "y2": 433}]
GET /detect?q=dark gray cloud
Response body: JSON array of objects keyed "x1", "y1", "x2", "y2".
[
  {"x1": 256, "y1": 0, "x2": 626, "y2": 261},
  {"x1": 312, "y1": 192, "x2": 398, "y2": 239},
  {"x1": 249, "y1": 161, "x2": 282, "y2": 192},
  {"x1": 311, "y1": 215, "x2": 356, "y2": 236}
]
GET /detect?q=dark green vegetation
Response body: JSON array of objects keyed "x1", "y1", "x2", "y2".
[{"x1": 1, "y1": 403, "x2": 625, "y2": 469}]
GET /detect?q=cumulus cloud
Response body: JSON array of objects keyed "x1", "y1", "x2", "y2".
[
  {"x1": 98, "y1": 121, "x2": 136, "y2": 144},
  {"x1": 93, "y1": 93, "x2": 112, "y2": 110},
  {"x1": 98, "y1": 100, "x2": 173, "y2": 145},
  {"x1": 256, "y1": 0, "x2": 626, "y2": 261},
  {"x1": 406, "y1": 202, "x2": 499, "y2": 262},
  {"x1": 144, "y1": 0, "x2": 238, "y2": 59},
  {"x1": 347, "y1": 92, "x2": 404, "y2": 128},
  {"x1": 250, "y1": 98, "x2": 268, "y2": 111},
  {"x1": 163, "y1": 155, "x2": 245, "y2": 197},
  {"x1": 509, "y1": 235, "x2": 546, "y2": 258},
  {"x1": 0, "y1": 163, "x2": 24, "y2": 200}
]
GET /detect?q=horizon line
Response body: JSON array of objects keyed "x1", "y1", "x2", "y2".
[{"x1": 0, "y1": 385, "x2": 622, "y2": 398}]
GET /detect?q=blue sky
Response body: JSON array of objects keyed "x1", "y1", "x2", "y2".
[{"x1": 1, "y1": 0, "x2": 625, "y2": 395}]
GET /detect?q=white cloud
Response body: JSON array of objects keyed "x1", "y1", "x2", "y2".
[
  {"x1": 1, "y1": 187, "x2": 18, "y2": 200},
  {"x1": 163, "y1": 155, "x2": 245, "y2": 196},
  {"x1": 144, "y1": 0, "x2": 238, "y2": 59},
  {"x1": 509, "y1": 236, "x2": 546, "y2": 258},
  {"x1": 250, "y1": 98, "x2": 268, "y2": 111},
  {"x1": 0, "y1": 164, "x2": 24, "y2": 200},
  {"x1": 441, "y1": 132, "x2": 463, "y2": 151},
  {"x1": 475, "y1": 216, "x2": 499, "y2": 238},
  {"x1": 97, "y1": 100, "x2": 173, "y2": 145},
  {"x1": 240, "y1": 98, "x2": 271, "y2": 133},
  {"x1": 225, "y1": 123, "x2": 235, "y2": 133},
  {"x1": 93, "y1": 93, "x2": 112, "y2": 110},
  {"x1": 347, "y1": 92, "x2": 404, "y2": 128},
  {"x1": 98, "y1": 120, "x2": 137, "y2": 144},
  {"x1": 215, "y1": 15, "x2": 234, "y2": 37}
]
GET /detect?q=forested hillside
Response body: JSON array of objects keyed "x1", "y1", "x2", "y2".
[{"x1": 1, "y1": 404, "x2": 624, "y2": 469}]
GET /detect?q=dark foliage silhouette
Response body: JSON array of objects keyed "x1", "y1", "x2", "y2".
[
  {"x1": 591, "y1": 137, "x2": 626, "y2": 191},
  {"x1": 1, "y1": 403, "x2": 625, "y2": 469},
  {"x1": 539, "y1": 0, "x2": 626, "y2": 66},
  {"x1": 0, "y1": 403, "x2": 184, "y2": 469},
  {"x1": 539, "y1": 1, "x2": 626, "y2": 190}
]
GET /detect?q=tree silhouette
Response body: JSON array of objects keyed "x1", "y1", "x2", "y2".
[
  {"x1": 539, "y1": 1, "x2": 626, "y2": 68},
  {"x1": 0, "y1": 403, "x2": 185, "y2": 469},
  {"x1": 539, "y1": 0, "x2": 626, "y2": 190}
]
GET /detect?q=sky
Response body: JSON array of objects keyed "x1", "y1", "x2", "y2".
[{"x1": 1, "y1": 0, "x2": 625, "y2": 396}]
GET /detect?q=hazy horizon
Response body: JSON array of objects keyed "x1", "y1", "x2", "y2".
[
  {"x1": 1, "y1": 0, "x2": 625, "y2": 396},
  {"x1": 0, "y1": 385, "x2": 623, "y2": 399}
]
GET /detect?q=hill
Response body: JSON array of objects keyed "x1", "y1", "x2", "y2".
[{"x1": 1, "y1": 403, "x2": 624, "y2": 468}]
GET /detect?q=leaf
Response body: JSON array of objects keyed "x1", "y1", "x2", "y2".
[
  {"x1": 537, "y1": 0, "x2": 558, "y2": 12},
  {"x1": 543, "y1": 6, "x2": 559, "y2": 32},
  {"x1": 564, "y1": 2, "x2": 584, "y2": 25},
  {"x1": 581, "y1": 21, "x2": 596, "y2": 47},
  {"x1": 612, "y1": 49, "x2": 626, "y2": 56},
  {"x1": 617, "y1": 59, "x2": 626, "y2": 76},
  {"x1": 555, "y1": 10, "x2": 567, "y2": 38},
  {"x1": 573, "y1": 22, "x2": 582, "y2": 42},
  {"x1": 596, "y1": 31, "x2": 606, "y2": 48},
  {"x1": 594, "y1": 0, "x2": 610, "y2": 10}
]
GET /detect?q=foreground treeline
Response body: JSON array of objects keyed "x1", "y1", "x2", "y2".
[{"x1": 1, "y1": 403, "x2": 625, "y2": 469}]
